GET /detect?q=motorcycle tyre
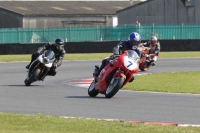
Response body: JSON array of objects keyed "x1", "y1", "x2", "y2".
[
  {"x1": 105, "y1": 76, "x2": 125, "y2": 98},
  {"x1": 88, "y1": 80, "x2": 99, "y2": 97},
  {"x1": 140, "y1": 62, "x2": 150, "y2": 71},
  {"x1": 140, "y1": 66, "x2": 149, "y2": 71},
  {"x1": 25, "y1": 68, "x2": 41, "y2": 86}
]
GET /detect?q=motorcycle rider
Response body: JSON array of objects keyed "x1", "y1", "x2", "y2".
[
  {"x1": 141, "y1": 36, "x2": 160, "y2": 66},
  {"x1": 26, "y1": 38, "x2": 66, "y2": 77},
  {"x1": 93, "y1": 32, "x2": 142, "y2": 82}
]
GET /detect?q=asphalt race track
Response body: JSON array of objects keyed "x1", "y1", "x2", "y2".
[{"x1": 0, "y1": 58, "x2": 200, "y2": 125}]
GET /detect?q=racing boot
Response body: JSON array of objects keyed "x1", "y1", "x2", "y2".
[
  {"x1": 25, "y1": 54, "x2": 35, "y2": 69},
  {"x1": 93, "y1": 65, "x2": 100, "y2": 77},
  {"x1": 26, "y1": 63, "x2": 31, "y2": 69},
  {"x1": 145, "y1": 54, "x2": 150, "y2": 62},
  {"x1": 151, "y1": 60, "x2": 156, "y2": 66},
  {"x1": 47, "y1": 68, "x2": 57, "y2": 76},
  {"x1": 129, "y1": 76, "x2": 135, "y2": 83},
  {"x1": 93, "y1": 65, "x2": 100, "y2": 83},
  {"x1": 93, "y1": 58, "x2": 108, "y2": 77},
  {"x1": 26, "y1": 59, "x2": 35, "y2": 69},
  {"x1": 26, "y1": 52, "x2": 39, "y2": 69}
]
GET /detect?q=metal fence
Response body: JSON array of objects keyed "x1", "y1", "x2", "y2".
[{"x1": 0, "y1": 24, "x2": 200, "y2": 44}]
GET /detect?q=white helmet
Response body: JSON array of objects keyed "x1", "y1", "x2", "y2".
[{"x1": 150, "y1": 36, "x2": 157, "y2": 45}]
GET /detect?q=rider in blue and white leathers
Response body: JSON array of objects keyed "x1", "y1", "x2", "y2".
[{"x1": 93, "y1": 32, "x2": 142, "y2": 82}]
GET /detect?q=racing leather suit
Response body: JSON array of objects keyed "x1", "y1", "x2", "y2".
[
  {"x1": 94, "y1": 40, "x2": 141, "y2": 82},
  {"x1": 28, "y1": 43, "x2": 66, "y2": 76},
  {"x1": 141, "y1": 41, "x2": 160, "y2": 65}
]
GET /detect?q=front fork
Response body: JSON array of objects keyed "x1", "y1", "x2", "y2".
[
  {"x1": 28, "y1": 62, "x2": 46, "y2": 79},
  {"x1": 112, "y1": 70, "x2": 128, "y2": 87},
  {"x1": 113, "y1": 70, "x2": 126, "y2": 79},
  {"x1": 93, "y1": 65, "x2": 99, "y2": 83}
]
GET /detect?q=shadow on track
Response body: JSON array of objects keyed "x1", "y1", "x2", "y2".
[
  {"x1": 65, "y1": 96, "x2": 106, "y2": 99},
  {"x1": 1, "y1": 85, "x2": 41, "y2": 87}
]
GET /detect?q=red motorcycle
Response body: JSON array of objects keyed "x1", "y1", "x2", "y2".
[
  {"x1": 139, "y1": 45, "x2": 156, "y2": 71},
  {"x1": 88, "y1": 50, "x2": 140, "y2": 98}
]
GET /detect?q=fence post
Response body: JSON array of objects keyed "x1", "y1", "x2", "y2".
[
  {"x1": 100, "y1": 26, "x2": 102, "y2": 41},
  {"x1": 152, "y1": 23, "x2": 154, "y2": 35},
  {"x1": 138, "y1": 23, "x2": 140, "y2": 34},
  {"x1": 17, "y1": 28, "x2": 20, "y2": 43},
  {"x1": 43, "y1": 27, "x2": 45, "y2": 42},
  {"x1": 0, "y1": 30, "x2": 2, "y2": 44},
  {"x1": 69, "y1": 26, "x2": 71, "y2": 42},
  {"x1": 181, "y1": 23, "x2": 183, "y2": 39}
]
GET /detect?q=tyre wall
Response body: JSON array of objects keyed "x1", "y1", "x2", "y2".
[{"x1": 0, "y1": 39, "x2": 200, "y2": 54}]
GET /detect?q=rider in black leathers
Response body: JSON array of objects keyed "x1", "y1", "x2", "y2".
[{"x1": 26, "y1": 38, "x2": 66, "y2": 76}]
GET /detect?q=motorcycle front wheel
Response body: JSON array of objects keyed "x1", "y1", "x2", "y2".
[
  {"x1": 140, "y1": 66, "x2": 149, "y2": 71},
  {"x1": 140, "y1": 62, "x2": 150, "y2": 71},
  {"x1": 105, "y1": 76, "x2": 125, "y2": 98},
  {"x1": 24, "y1": 68, "x2": 41, "y2": 86},
  {"x1": 88, "y1": 80, "x2": 99, "y2": 97}
]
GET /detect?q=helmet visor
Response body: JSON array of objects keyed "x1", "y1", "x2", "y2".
[
  {"x1": 56, "y1": 44, "x2": 64, "y2": 50},
  {"x1": 130, "y1": 40, "x2": 140, "y2": 46},
  {"x1": 151, "y1": 40, "x2": 156, "y2": 44},
  {"x1": 57, "y1": 45, "x2": 64, "y2": 50}
]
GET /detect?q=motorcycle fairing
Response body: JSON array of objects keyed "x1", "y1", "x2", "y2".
[
  {"x1": 36, "y1": 50, "x2": 55, "y2": 68},
  {"x1": 95, "y1": 59, "x2": 121, "y2": 93},
  {"x1": 94, "y1": 50, "x2": 139, "y2": 94},
  {"x1": 25, "y1": 50, "x2": 55, "y2": 84},
  {"x1": 123, "y1": 56, "x2": 138, "y2": 71}
]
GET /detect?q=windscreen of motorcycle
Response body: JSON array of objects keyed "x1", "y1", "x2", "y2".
[
  {"x1": 43, "y1": 50, "x2": 55, "y2": 63},
  {"x1": 123, "y1": 50, "x2": 139, "y2": 71}
]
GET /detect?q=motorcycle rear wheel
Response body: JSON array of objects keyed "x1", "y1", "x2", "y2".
[
  {"x1": 25, "y1": 68, "x2": 41, "y2": 86},
  {"x1": 88, "y1": 80, "x2": 99, "y2": 97},
  {"x1": 105, "y1": 76, "x2": 125, "y2": 98}
]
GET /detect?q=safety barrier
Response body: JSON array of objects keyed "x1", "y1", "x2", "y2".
[{"x1": 0, "y1": 39, "x2": 200, "y2": 54}]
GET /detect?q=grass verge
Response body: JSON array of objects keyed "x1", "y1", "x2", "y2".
[
  {"x1": 0, "y1": 113, "x2": 200, "y2": 133},
  {"x1": 0, "y1": 51, "x2": 200, "y2": 62},
  {"x1": 124, "y1": 71, "x2": 200, "y2": 94}
]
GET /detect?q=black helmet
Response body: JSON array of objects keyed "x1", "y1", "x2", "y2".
[{"x1": 54, "y1": 38, "x2": 64, "y2": 50}]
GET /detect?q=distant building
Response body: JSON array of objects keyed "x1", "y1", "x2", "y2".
[
  {"x1": 117, "y1": 0, "x2": 198, "y2": 26},
  {"x1": 0, "y1": 1, "x2": 142, "y2": 28}
]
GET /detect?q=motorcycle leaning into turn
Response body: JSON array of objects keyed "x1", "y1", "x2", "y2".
[
  {"x1": 138, "y1": 45, "x2": 157, "y2": 71},
  {"x1": 88, "y1": 50, "x2": 140, "y2": 98},
  {"x1": 24, "y1": 50, "x2": 55, "y2": 86}
]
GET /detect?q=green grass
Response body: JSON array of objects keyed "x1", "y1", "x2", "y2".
[
  {"x1": 158, "y1": 51, "x2": 200, "y2": 58},
  {"x1": 1, "y1": 51, "x2": 200, "y2": 62},
  {"x1": 0, "y1": 113, "x2": 200, "y2": 133},
  {"x1": 124, "y1": 71, "x2": 200, "y2": 94}
]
